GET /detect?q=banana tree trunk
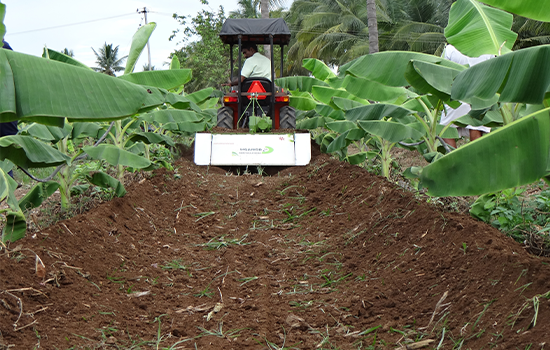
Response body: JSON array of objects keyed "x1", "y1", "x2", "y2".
[{"x1": 366, "y1": 0, "x2": 379, "y2": 54}]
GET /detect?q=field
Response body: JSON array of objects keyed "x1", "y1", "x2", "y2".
[{"x1": 1, "y1": 147, "x2": 549, "y2": 349}]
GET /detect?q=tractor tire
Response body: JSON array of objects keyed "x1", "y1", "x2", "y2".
[
  {"x1": 279, "y1": 106, "x2": 296, "y2": 129},
  {"x1": 217, "y1": 107, "x2": 234, "y2": 129}
]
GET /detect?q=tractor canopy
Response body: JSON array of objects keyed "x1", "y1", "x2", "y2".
[{"x1": 219, "y1": 18, "x2": 291, "y2": 46}]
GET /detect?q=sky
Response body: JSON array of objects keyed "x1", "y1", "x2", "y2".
[{"x1": 1, "y1": 0, "x2": 243, "y2": 72}]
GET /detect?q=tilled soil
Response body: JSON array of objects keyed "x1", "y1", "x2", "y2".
[{"x1": 1, "y1": 151, "x2": 549, "y2": 349}]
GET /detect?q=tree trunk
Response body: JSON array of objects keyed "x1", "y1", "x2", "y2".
[
  {"x1": 261, "y1": 0, "x2": 271, "y2": 58},
  {"x1": 366, "y1": 0, "x2": 379, "y2": 54}
]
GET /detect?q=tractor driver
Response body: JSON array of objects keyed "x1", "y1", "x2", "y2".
[{"x1": 223, "y1": 43, "x2": 271, "y2": 86}]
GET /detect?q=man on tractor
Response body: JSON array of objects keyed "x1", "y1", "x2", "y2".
[{"x1": 224, "y1": 43, "x2": 271, "y2": 86}]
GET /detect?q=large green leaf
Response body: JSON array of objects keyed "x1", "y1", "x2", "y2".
[
  {"x1": 315, "y1": 105, "x2": 344, "y2": 120},
  {"x1": 344, "y1": 51, "x2": 465, "y2": 87},
  {"x1": 326, "y1": 121, "x2": 358, "y2": 133},
  {"x1": 130, "y1": 132, "x2": 175, "y2": 147},
  {"x1": 72, "y1": 122, "x2": 103, "y2": 139},
  {"x1": 0, "y1": 50, "x2": 163, "y2": 123},
  {"x1": 119, "y1": 70, "x2": 192, "y2": 90},
  {"x1": 452, "y1": 45, "x2": 550, "y2": 104},
  {"x1": 42, "y1": 48, "x2": 92, "y2": 70},
  {"x1": 0, "y1": 168, "x2": 19, "y2": 212},
  {"x1": 83, "y1": 144, "x2": 151, "y2": 169},
  {"x1": 0, "y1": 3, "x2": 5, "y2": 41},
  {"x1": 480, "y1": 0, "x2": 550, "y2": 22},
  {"x1": 0, "y1": 135, "x2": 70, "y2": 168},
  {"x1": 186, "y1": 87, "x2": 214, "y2": 104},
  {"x1": 87, "y1": 172, "x2": 126, "y2": 197},
  {"x1": 21, "y1": 123, "x2": 69, "y2": 142},
  {"x1": 343, "y1": 76, "x2": 409, "y2": 102},
  {"x1": 329, "y1": 97, "x2": 368, "y2": 111},
  {"x1": 357, "y1": 121, "x2": 424, "y2": 143},
  {"x1": 345, "y1": 104, "x2": 414, "y2": 122},
  {"x1": 124, "y1": 22, "x2": 157, "y2": 75},
  {"x1": 420, "y1": 108, "x2": 550, "y2": 196},
  {"x1": 405, "y1": 60, "x2": 465, "y2": 100},
  {"x1": 139, "y1": 110, "x2": 200, "y2": 124},
  {"x1": 445, "y1": 0, "x2": 516, "y2": 56},
  {"x1": 276, "y1": 76, "x2": 329, "y2": 92},
  {"x1": 2, "y1": 209, "x2": 26, "y2": 243},
  {"x1": 18, "y1": 181, "x2": 60, "y2": 211},
  {"x1": 297, "y1": 117, "x2": 325, "y2": 129},
  {"x1": 303, "y1": 58, "x2": 336, "y2": 81},
  {"x1": 312, "y1": 86, "x2": 368, "y2": 105},
  {"x1": 289, "y1": 94, "x2": 318, "y2": 111},
  {"x1": 170, "y1": 55, "x2": 180, "y2": 70}
]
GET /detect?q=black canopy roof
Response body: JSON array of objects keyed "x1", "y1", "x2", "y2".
[{"x1": 219, "y1": 18, "x2": 291, "y2": 46}]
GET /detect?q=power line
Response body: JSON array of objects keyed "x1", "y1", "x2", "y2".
[{"x1": 9, "y1": 13, "x2": 136, "y2": 36}]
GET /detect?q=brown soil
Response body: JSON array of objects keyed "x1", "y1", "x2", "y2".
[
  {"x1": 206, "y1": 127, "x2": 309, "y2": 134},
  {"x1": 1, "y1": 150, "x2": 549, "y2": 349}
]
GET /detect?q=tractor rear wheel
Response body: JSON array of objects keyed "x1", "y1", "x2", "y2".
[
  {"x1": 217, "y1": 107, "x2": 234, "y2": 129},
  {"x1": 279, "y1": 106, "x2": 296, "y2": 129}
]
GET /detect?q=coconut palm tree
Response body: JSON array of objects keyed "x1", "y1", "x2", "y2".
[
  {"x1": 230, "y1": 0, "x2": 261, "y2": 18},
  {"x1": 91, "y1": 43, "x2": 127, "y2": 76},
  {"x1": 61, "y1": 48, "x2": 74, "y2": 57}
]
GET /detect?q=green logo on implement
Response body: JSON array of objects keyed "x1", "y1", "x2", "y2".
[{"x1": 262, "y1": 146, "x2": 274, "y2": 154}]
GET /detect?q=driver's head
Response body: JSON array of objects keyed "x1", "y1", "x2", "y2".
[{"x1": 242, "y1": 43, "x2": 258, "y2": 58}]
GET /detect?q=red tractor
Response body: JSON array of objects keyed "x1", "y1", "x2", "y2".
[{"x1": 217, "y1": 18, "x2": 296, "y2": 130}]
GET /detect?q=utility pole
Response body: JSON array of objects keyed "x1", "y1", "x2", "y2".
[{"x1": 137, "y1": 7, "x2": 152, "y2": 70}]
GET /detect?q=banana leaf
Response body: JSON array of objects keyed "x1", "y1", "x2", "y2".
[
  {"x1": 170, "y1": 55, "x2": 180, "y2": 70},
  {"x1": 357, "y1": 121, "x2": 424, "y2": 143},
  {"x1": 18, "y1": 181, "x2": 60, "y2": 211},
  {"x1": 454, "y1": 110, "x2": 503, "y2": 128},
  {"x1": 480, "y1": 0, "x2": 550, "y2": 22},
  {"x1": 130, "y1": 132, "x2": 175, "y2": 147},
  {"x1": 0, "y1": 168, "x2": 19, "y2": 212},
  {"x1": 0, "y1": 50, "x2": 163, "y2": 124},
  {"x1": 164, "y1": 94, "x2": 201, "y2": 111},
  {"x1": 83, "y1": 144, "x2": 151, "y2": 169},
  {"x1": 42, "y1": 48, "x2": 92, "y2": 70},
  {"x1": 329, "y1": 97, "x2": 368, "y2": 111},
  {"x1": 0, "y1": 135, "x2": 70, "y2": 168},
  {"x1": 420, "y1": 108, "x2": 550, "y2": 196},
  {"x1": 72, "y1": 122, "x2": 104, "y2": 139},
  {"x1": 0, "y1": 3, "x2": 5, "y2": 41},
  {"x1": 119, "y1": 70, "x2": 192, "y2": 90},
  {"x1": 312, "y1": 86, "x2": 369, "y2": 105},
  {"x1": 276, "y1": 76, "x2": 329, "y2": 92},
  {"x1": 404, "y1": 60, "x2": 466, "y2": 101},
  {"x1": 125, "y1": 22, "x2": 157, "y2": 75},
  {"x1": 346, "y1": 152, "x2": 368, "y2": 165},
  {"x1": 186, "y1": 87, "x2": 214, "y2": 104},
  {"x1": 175, "y1": 121, "x2": 207, "y2": 133},
  {"x1": 22, "y1": 123, "x2": 71, "y2": 142},
  {"x1": 139, "y1": 110, "x2": 201, "y2": 124},
  {"x1": 452, "y1": 45, "x2": 550, "y2": 104},
  {"x1": 297, "y1": 117, "x2": 325, "y2": 129},
  {"x1": 87, "y1": 172, "x2": 126, "y2": 197},
  {"x1": 289, "y1": 94, "x2": 318, "y2": 111},
  {"x1": 303, "y1": 58, "x2": 336, "y2": 81},
  {"x1": 315, "y1": 105, "x2": 344, "y2": 120},
  {"x1": 344, "y1": 51, "x2": 465, "y2": 87},
  {"x1": 326, "y1": 121, "x2": 358, "y2": 133},
  {"x1": 445, "y1": 0, "x2": 517, "y2": 56},
  {"x1": 345, "y1": 104, "x2": 414, "y2": 122},
  {"x1": 343, "y1": 75, "x2": 409, "y2": 102},
  {"x1": 2, "y1": 209, "x2": 26, "y2": 243}
]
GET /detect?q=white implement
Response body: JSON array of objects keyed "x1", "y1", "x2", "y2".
[{"x1": 194, "y1": 133, "x2": 311, "y2": 166}]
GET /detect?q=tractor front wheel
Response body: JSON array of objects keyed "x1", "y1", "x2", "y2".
[
  {"x1": 217, "y1": 107, "x2": 234, "y2": 129},
  {"x1": 279, "y1": 106, "x2": 296, "y2": 129}
]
